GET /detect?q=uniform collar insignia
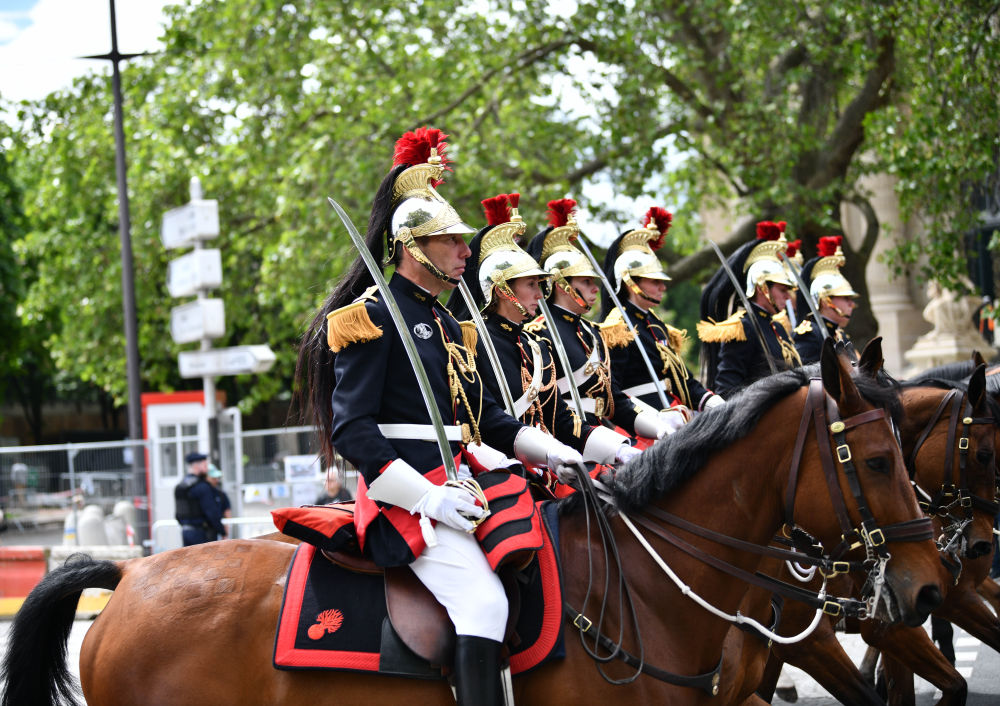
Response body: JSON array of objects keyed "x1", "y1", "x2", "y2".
[{"x1": 392, "y1": 274, "x2": 435, "y2": 306}]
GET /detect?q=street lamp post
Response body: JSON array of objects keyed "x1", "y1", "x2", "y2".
[{"x1": 83, "y1": 0, "x2": 149, "y2": 543}]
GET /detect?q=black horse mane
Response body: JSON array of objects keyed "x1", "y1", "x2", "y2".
[
  {"x1": 900, "y1": 374, "x2": 1000, "y2": 423},
  {"x1": 612, "y1": 364, "x2": 903, "y2": 514},
  {"x1": 909, "y1": 360, "x2": 976, "y2": 383}
]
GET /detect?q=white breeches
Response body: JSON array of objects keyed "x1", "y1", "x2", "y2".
[{"x1": 409, "y1": 524, "x2": 508, "y2": 641}]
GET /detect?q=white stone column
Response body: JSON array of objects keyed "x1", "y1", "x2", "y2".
[{"x1": 841, "y1": 173, "x2": 929, "y2": 377}]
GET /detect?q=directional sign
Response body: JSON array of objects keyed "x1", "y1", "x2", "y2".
[
  {"x1": 178, "y1": 345, "x2": 277, "y2": 378},
  {"x1": 170, "y1": 299, "x2": 226, "y2": 344},
  {"x1": 161, "y1": 200, "x2": 220, "y2": 250},
  {"x1": 167, "y1": 249, "x2": 223, "y2": 298}
]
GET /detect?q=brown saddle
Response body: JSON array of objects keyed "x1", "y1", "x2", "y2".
[{"x1": 322, "y1": 547, "x2": 520, "y2": 668}]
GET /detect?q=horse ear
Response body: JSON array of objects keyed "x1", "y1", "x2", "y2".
[
  {"x1": 972, "y1": 350, "x2": 986, "y2": 368},
  {"x1": 968, "y1": 364, "x2": 987, "y2": 411},
  {"x1": 857, "y1": 336, "x2": 884, "y2": 379},
  {"x1": 821, "y1": 338, "x2": 863, "y2": 409}
]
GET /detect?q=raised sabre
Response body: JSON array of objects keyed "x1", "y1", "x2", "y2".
[
  {"x1": 779, "y1": 251, "x2": 828, "y2": 341},
  {"x1": 535, "y1": 296, "x2": 589, "y2": 420},
  {"x1": 575, "y1": 234, "x2": 673, "y2": 410},
  {"x1": 328, "y1": 197, "x2": 458, "y2": 482},
  {"x1": 705, "y1": 238, "x2": 779, "y2": 375},
  {"x1": 456, "y1": 280, "x2": 517, "y2": 415}
]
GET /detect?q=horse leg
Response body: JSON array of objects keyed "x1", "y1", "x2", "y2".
[
  {"x1": 859, "y1": 645, "x2": 880, "y2": 684},
  {"x1": 934, "y1": 584, "x2": 1000, "y2": 653},
  {"x1": 736, "y1": 694, "x2": 771, "y2": 706},
  {"x1": 977, "y1": 576, "x2": 1000, "y2": 616},
  {"x1": 861, "y1": 620, "x2": 966, "y2": 706},
  {"x1": 772, "y1": 619, "x2": 884, "y2": 706},
  {"x1": 754, "y1": 653, "x2": 782, "y2": 702}
]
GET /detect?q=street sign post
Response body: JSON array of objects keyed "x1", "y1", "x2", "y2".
[
  {"x1": 169, "y1": 299, "x2": 226, "y2": 344},
  {"x1": 161, "y1": 199, "x2": 220, "y2": 250},
  {"x1": 178, "y1": 345, "x2": 277, "y2": 378},
  {"x1": 167, "y1": 249, "x2": 223, "y2": 298}
]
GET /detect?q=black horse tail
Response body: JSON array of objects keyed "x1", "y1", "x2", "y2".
[{"x1": 0, "y1": 553, "x2": 121, "y2": 706}]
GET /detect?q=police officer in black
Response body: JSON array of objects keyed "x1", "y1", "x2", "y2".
[
  {"x1": 174, "y1": 452, "x2": 226, "y2": 545},
  {"x1": 698, "y1": 222, "x2": 802, "y2": 398}
]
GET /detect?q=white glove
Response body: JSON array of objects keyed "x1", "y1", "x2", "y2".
[
  {"x1": 615, "y1": 444, "x2": 642, "y2": 465},
  {"x1": 548, "y1": 443, "x2": 584, "y2": 484},
  {"x1": 634, "y1": 410, "x2": 670, "y2": 439},
  {"x1": 702, "y1": 394, "x2": 725, "y2": 410},
  {"x1": 514, "y1": 426, "x2": 583, "y2": 484},
  {"x1": 657, "y1": 407, "x2": 689, "y2": 435},
  {"x1": 410, "y1": 484, "x2": 484, "y2": 533}
]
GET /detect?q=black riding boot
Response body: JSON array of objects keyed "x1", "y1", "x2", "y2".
[{"x1": 453, "y1": 635, "x2": 503, "y2": 706}]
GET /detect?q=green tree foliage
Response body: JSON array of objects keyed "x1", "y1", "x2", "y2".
[{"x1": 2, "y1": 0, "x2": 997, "y2": 420}]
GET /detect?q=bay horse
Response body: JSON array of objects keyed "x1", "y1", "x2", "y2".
[
  {"x1": 1, "y1": 344, "x2": 945, "y2": 706},
  {"x1": 754, "y1": 365, "x2": 999, "y2": 706}
]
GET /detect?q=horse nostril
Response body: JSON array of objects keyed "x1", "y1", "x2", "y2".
[
  {"x1": 965, "y1": 541, "x2": 992, "y2": 559},
  {"x1": 913, "y1": 584, "x2": 943, "y2": 624}
]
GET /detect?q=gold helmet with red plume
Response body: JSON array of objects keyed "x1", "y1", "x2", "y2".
[
  {"x1": 476, "y1": 193, "x2": 548, "y2": 313},
  {"x1": 743, "y1": 221, "x2": 793, "y2": 297},
  {"x1": 809, "y1": 236, "x2": 858, "y2": 302},
  {"x1": 525, "y1": 199, "x2": 599, "y2": 309},
  {"x1": 610, "y1": 207, "x2": 672, "y2": 294}
]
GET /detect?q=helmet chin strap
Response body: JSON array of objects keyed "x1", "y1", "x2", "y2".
[
  {"x1": 820, "y1": 297, "x2": 851, "y2": 324},
  {"x1": 491, "y1": 274, "x2": 529, "y2": 318},
  {"x1": 553, "y1": 269, "x2": 590, "y2": 312},
  {"x1": 395, "y1": 228, "x2": 459, "y2": 285},
  {"x1": 623, "y1": 273, "x2": 661, "y2": 307}
]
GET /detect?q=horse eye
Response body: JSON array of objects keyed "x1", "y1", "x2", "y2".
[
  {"x1": 976, "y1": 449, "x2": 994, "y2": 466},
  {"x1": 866, "y1": 457, "x2": 889, "y2": 474}
]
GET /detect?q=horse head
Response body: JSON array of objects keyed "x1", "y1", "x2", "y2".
[{"x1": 810, "y1": 338, "x2": 943, "y2": 627}]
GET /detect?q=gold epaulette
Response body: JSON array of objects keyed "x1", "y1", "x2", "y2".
[
  {"x1": 459, "y1": 320, "x2": 478, "y2": 352},
  {"x1": 696, "y1": 308, "x2": 747, "y2": 343},
  {"x1": 666, "y1": 324, "x2": 688, "y2": 353},
  {"x1": 326, "y1": 286, "x2": 381, "y2": 352},
  {"x1": 794, "y1": 319, "x2": 813, "y2": 336},
  {"x1": 772, "y1": 310, "x2": 792, "y2": 336},
  {"x1": 523, "y1": 316, "x2": 546, "y2": 334},
  {"x1": 599, "y1": 308, "x2": 635, "y2": 349}
]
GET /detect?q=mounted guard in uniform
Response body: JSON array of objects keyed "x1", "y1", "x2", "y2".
[
  {"x1": 698, "y1": 221, "x2": 802, "y2": 398},
  {"x1": 793, "y1": 235, "x2": 859, "y2": 364},
  {"x1": 600, "y1": 207, "x2": 724, "y2": 424},
  {"x1": 446, "y1": 193, "x2": 638, "y2": 472},
  {"x1": 524, "y1": 199, "x2": 676, "y2": 441},
  {"x1": 296, "y1": 127, "x2": 581, "y2": 706}
]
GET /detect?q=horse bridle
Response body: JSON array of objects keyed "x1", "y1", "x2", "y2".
[
  {"x1": 631, "y1": 380, "x2": 933, "y2": 618},
  {"x1": 906, "y1": 388, "x2": 998, "y2": 555}
]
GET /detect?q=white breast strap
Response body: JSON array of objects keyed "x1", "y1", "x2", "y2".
[
  {"x1": 556, "y1": 345, "x2": 600, "y2": 394},
  {"x1": 512, "y1": 338, "x2": 544, "y2": 418}
]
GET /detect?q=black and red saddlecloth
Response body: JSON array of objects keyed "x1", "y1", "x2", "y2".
[{"x1": 273, "y1": 500, "x2": 564, "y2": 677}]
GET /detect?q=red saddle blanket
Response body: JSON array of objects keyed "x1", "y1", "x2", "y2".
[{"x1": 273, "y1": 501, "x2": 564, "y2": 677}]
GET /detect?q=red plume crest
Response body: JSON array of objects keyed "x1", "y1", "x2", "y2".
[
  {"x1": 546, "y1": 198, "x2": 577, "y2": 227},
  {"x1": 785, "y1": 239, "x2": 802, "y2": 258},
  {"x1": 817, "y1": 236, "x2": 843, "y2": 257},
  {"x1": 481, "y1": 194, "x2": 511, "y2": 226},
  {"x1": 393, "y1": 127, "x2": 451, "y2": 187},
  {"x1": 642, "y1": 207, "x2": 672, "y2": 250},
  {"x1": 755, "y1": 221, "x2": 781, "y2": 241}
]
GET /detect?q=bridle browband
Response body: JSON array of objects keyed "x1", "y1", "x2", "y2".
[{"x1": 563, "y1": 378, "x2": 934, "y2": 694}]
